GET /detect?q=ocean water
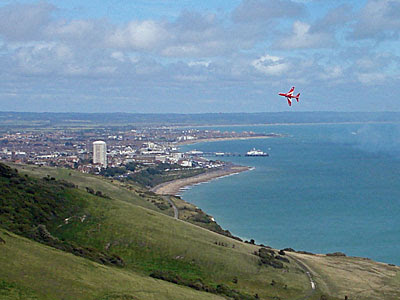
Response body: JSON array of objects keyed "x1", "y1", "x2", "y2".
[{"x1": 181, "y1": 123, "x2": 400, "y2": 265}]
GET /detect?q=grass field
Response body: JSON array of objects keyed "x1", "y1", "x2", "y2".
[
  {"x1": 2, "y1": 163, "x2": 313, "y2": 299},
  {"x1": 8, "y1": 163, "x2": 236, "y2": 236},
  {"x1": 2, "y1": 162, "x2": 399, "y2": 299},
  {"x1": 0, "y1": 229, "x2": 225, "y2": 300},
  {"x1": 6, "y1": 162, "x2": 174, "y2": 214},
  {"x1": 45, "y1": 179, "x2": 311, "y2": 299},
  {"x1": 288, "y1": 252, "x2": 400, "y2": 300}
]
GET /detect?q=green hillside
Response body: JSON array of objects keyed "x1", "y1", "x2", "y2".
[
  {"x1": 0, "y1": 229, "x2": 225, "y2": 300},
  {"x1": 1, "y1": 162, "x2": 399, "y2": 300},
  {"x1": 6, "y1": 163, "x2": 240, "y2": 238}
]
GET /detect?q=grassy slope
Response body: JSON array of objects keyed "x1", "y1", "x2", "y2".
[
  {"x1": 0, "y1": 229, "x2": 225, "y2": 300},
  {"x1": 288, "y1": 252, "x2": 400, "y2": 300},
  {"x1": 47, "y1": 181, "x2": 310, "y2": 299},
  {"x1": 2, "y1": 162, "x2": 399, "y2": 299},
  {"x1": 7, "y1": 163, "x2": 174, "y2": 216},
  {"x1": 7, "y1": 163, "x2": 238, "y2": 237},
  {"x1": 2, "y1": 163, "x2": 312, "y2": 299}
]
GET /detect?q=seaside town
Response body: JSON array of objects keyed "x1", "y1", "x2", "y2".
[{"x1": 0, "y1": 127, "x2": 274, "y2": 181}]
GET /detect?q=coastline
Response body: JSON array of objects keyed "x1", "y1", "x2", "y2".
[
  {"x1": 150, "y1": 164, "x2": 252, "y2": 196},
  {"x1": 152, "y1": 135, "x2": 266, "y2": 195}
]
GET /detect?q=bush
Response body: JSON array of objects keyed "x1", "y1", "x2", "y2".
[
  {"x1": 257, "y1": 247, "x2": 285, "y2": 269},
  {"x1": 86, "y1": 187, "x2": 95, "y2": 194},
  {"x1": 154, "y1": 202, "x2": 170, "y2": 210},
  {"x1": 189, "y1": 212, "x2": 211, "y2": 224},
  {"x1": 282, "y1": 247, "x2": 295, "y2": 252},
  {"x1": 275, "y1": 255, "x2": 290, "y2": 263},
  {"x1": 150, "y1": 270, "x2": 256, "y2": 299},
  {"x1": 326, "y1": 252, "x2": 346, "y2": 257},
  {"x1": 58, "y1": 180, "x2": 76, "y2": 188}
]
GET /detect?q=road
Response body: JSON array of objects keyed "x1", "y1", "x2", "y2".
[
  {"x1": 286, "y1": 253, "x2": 317, "y2": 300},
  {"x1": 162, "y1": 195, "x2": 179, "y2": 219}
]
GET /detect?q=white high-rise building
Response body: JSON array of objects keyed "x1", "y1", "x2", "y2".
[{"x1": 93, "y1": 141, "x2": 107, "y2": 168}]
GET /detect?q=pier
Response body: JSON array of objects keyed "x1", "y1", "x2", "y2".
[{"x1": 188, "y1": 152, "x2": 242, "y2": 157}]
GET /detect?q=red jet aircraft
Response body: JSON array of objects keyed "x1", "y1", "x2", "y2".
[{"x1": 279, "y1": 87, "x2": 300, "y2": 106}]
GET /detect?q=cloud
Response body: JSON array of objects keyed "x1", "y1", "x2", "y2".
[
  {"x1": 173, "y1": 74, "x2": 208, "y2": 82},
  {"x1": 0, "y1": 3, "x2": 263, "y2": 59},
  {"x1": 273, "y1": 4, "x2": 353, "y2": 49},
  {"x1": 319, "y1": 65, "x2": 343, "y2": 81},
  {"x1": 311, "y1": 4, "x2": 353, "y2": 32},
  {"x1": 12, "y1": 43, "x2": 67, "y2": 75},
  {"x1": 352, "y1": 52, "x2": 398, "y2": 84},
  {"x1": 188, "y1": 61, "x2": 211, "y2": 67},
  {"x1": 0, "y1": 2, "x2": 55, "y2": 41},
  {"x1": 102, "y1": 10, "x2": 256, "y2": 57},
  {"x1": 350, "y1": 0, "x2": 400, "y2": 41},
  {"x1": 274, "y1": 21, "x2": 335, "y2": 49},
  {"x1": 10, "y1": 42, "x2": 120, "y2": 77},
  {"x1": 0, "y1": 1, "x2": 399, "y2": 113},
  {"x1": 355, "y1": 53, "x2": 395, "y2": 72},
  {"x1": 106, "y1": 20, "x2": 169, "y2": 51},
  {"x1": 110, "y1": 51, "x2": 126, "y2": 62},
  {"x1": 44, "y1": 19, "x2": 111, "y2": 49},
  {"x1": 161, "y1": 11, "x2": 240, "y2": 57},
  {"x1": 46, "y1": 20, "x2": 96, "y2": 39},
  {"x1": 356, "y1": 72, "x2": 386, "y2": 84},
  {"x1": 252, "y1": 54, "x2": 290, "y2": 76},
  {"x1": 232, "y1": 0, "x2": 305, "y2": 23}
]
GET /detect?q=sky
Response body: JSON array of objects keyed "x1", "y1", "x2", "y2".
[{"x1": 0, "y1": 0, "x2": 399, "y2": 113}]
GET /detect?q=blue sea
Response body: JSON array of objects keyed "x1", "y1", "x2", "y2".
[{"x1": 180, "y1": 123, "x2": 400, "y2": 265}]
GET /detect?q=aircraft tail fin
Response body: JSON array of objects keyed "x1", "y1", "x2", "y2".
[{"x1": 295, "y1": 93, "x2": 300, "y2": 102}]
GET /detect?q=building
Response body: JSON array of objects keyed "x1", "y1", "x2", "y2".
[{"x1": 93, "y1": 141, "x2": 107, "y2": 168}]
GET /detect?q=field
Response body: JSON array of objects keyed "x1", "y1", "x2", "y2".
[
  {"x1": 6, "y1": 163, "x2": 161, "y2": 210},
  {"x1": 0, "y1": 229, "x2": 225, "y2": 300},
  {"x1": 289, "y1": 252, "x2": 400, "y2": 300},
  {"x1": 1, "y1": 162, "x2": 399, "y2": 300}
]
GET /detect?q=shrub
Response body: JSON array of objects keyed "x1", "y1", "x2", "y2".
[
  {"x1": 86, "y1": 187, "x2": 95, "y2": 194},
  {"x1": 275, "y1": 255, "x2": 290, "y2": 263},
  {"x1": 326, "y1": 252, "x2": 346, "y2": 257},
  {"x1": 150, "y1": 270, "x2": 255, "y2": 300},
  {"x1": 257, "y1": 248, "x2": 284, "y2": 269}
]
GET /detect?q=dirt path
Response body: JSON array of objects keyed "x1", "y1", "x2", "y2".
[
  {"x1": 286, "y1": 253, "x2": 318, "y2": 300},
  {"x1": 163, "y1": 195, "x2": 179, "y2": 219}
]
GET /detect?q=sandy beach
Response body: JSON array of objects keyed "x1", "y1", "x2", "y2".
[
  {"x1": 150, "y1": 165, "x2": 252, "y2": 196},
  {"x1": 151, "y1": 135, "x2": 270, "y2": 195}
]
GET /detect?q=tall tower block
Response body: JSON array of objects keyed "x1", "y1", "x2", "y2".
[{"x1": 93, "y1": 141, "x2": 107, "y2": 168}]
